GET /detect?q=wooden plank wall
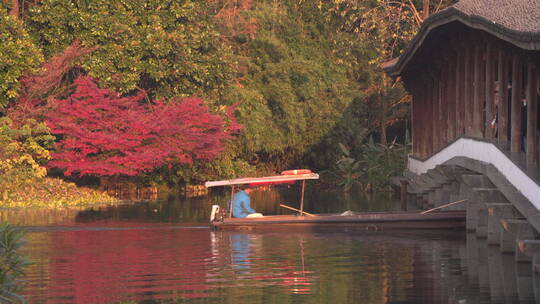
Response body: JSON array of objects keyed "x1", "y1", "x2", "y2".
[{"x1": 406, "y1": 31, "x2": 540, "y2": 168}]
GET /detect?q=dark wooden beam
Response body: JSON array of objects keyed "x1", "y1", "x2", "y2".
[
  {"x1": 422, "y1": 80, "x2": 430, "y2": 158},
  {"x1": 485, "y1": 41, "x2": 496, "y2": 139},
  {"x1": 432, "y1": 75, "x2": 441, "y2": 153},
  {"x1": 411, "y1": 85, "x2": 421, "y2": 157},
  {"x1": 423, "y1": 78, "x2": 435, "y2": 155},
  {"x1": 510, "y1": 52, "x2": 523, "y2": 153},
  {"x1": 456, "y1": 47, "x2": 465, "y2": 137},
  {"x1": 498, "y1": 47, "x2": 510, "y2": 145},
  {"x1": 440, "y1": 63, "x2": 448, "y2": 146},
  {"x1": 473, "y1": 42, "x2": 485, "y2": 138},
  {"x1": 526, "y1": 59, "x2": 538, "y2": 165},
  {"x1": 464, "y1": 45, "x2": 474, "y2": 135},
  {"x1": 416, "y1": 78, "x2": 425, "y2": 158},
  {"x1": 447, "y1": 54, "x2": 457, "y2": 141},
  {"x1": 410, "y1": 79, "x2": 423, "y2": 157}
]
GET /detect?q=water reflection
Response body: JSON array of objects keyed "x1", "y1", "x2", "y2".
[
  {"x1": 1, "y1": 187, "x2": 398, "y2": 226},
  {"x1": 9, "y1": 189, "x2": 540, "y2": 303},
  {"x1": 212, "y1": 231, "x2": 314, "y2": 295},
  {"x1": 21, "y1": 225, "x2": 478, "y2": 303}
]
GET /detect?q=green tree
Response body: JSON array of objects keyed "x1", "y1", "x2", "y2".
[
  {"x1": 27, "y1": 0, "x2": 234, "y2": 100},
  {"x1": 219, "y1": 1, "x2": 366, "y2": 172},
  {"x1": 0, "y1": 8, "x2": 43, "y2": 109},
  {"x1": 318, "y1": 0, "x2": 456, "y2": 144}
]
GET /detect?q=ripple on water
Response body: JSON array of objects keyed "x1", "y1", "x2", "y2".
[{"x1": 19, "y1": 224, "x2": 540, "y2": 304}]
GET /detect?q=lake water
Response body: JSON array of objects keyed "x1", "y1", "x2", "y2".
[{"x1": 6, "y1": 187, "x2": 540, "y2": 303}]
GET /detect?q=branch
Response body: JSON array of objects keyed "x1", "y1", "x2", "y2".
[{"x1": 406, "y1": 0, "x2": 423, "y2": 25}]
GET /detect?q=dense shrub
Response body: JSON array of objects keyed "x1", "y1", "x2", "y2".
[
  {"x1": 0, "y1": 117, "x2": 117, "y2": 208},
  {"x1": 0, "y1": 11, "x2": 43, "y2": 108}
]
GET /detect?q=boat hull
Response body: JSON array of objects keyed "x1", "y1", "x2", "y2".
[{"x1": 211, "y1": 210, "x2": 466, "y2": 230}]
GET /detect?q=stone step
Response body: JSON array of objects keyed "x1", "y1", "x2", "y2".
[
  {"x1": 414, "y1": 175, "x2": 441, "y2": 192},
  {"x1": 519, "y1": 240, "x2": 540, "y2": 274},
  {"x1": 518, "y1": 239, "x2": 540, "y2": 259},
  {"x1": 406, "y1": 181, "x2": 422, "y2": 194},
  {"x1": 486, "y1": 203, "x2": 522, "y2": 245},
  {"x1": 477, "y1": 206, "x2": 488, "y2": 238},
  {"x1": 436, "y1": 165, "x2": 474, "y2": 179},
  {"x1": 461, "y1": 174, "x2": 494, "y2": 188},
  {"x1": 467, "y1": 200, "x2": 487, "y2": 232},
  {"x1": 409, "y1": 175, "x2": 430, "y2": 191},
  {"x1": 500, "y1": 219, "x2": 536, "y2": 257},
  {"x1": 427, "y1": 168, "x2": 451, "y2": 182},
  {"x1": 454, "y1": 171, "x2": 482, "y2": 184},
  {"x1": 472, "y1": 188, "x2": 508, "y2": 203}
]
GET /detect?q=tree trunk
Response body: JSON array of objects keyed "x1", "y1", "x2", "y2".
[
  {"x1": 423, "y1": 0, "x2": 430, "y2": 19},
  {"x1": 9, "y1": 0, "x2": 19, "y2": 18},
  {"x1": 379, "y1": 93, "x2": 387, "y2": 145}
]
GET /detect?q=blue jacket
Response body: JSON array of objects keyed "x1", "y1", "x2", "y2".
[{"x1": 231, "y1": 190, "x2": 256, "y2": 218}]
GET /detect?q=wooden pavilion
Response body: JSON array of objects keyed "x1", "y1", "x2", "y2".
[
  {"x1": 385, "y1": 0, "x2": 540, "y2": 162},
  {"x1": 383, "y1": 0, "x2": 540, "y2": 213}
]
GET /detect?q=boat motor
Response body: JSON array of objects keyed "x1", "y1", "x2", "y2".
[{"x1": 210, "y1": 205, "x2": 220, "y2": 222}]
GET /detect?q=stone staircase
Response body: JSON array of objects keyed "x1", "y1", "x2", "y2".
[{"x1": 404, "y1": 164, "x2": 540, "y2": 273}]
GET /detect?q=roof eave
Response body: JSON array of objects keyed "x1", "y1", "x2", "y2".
[{"x1": 383, "y1": 7, "x2": 540, "y2": 77}]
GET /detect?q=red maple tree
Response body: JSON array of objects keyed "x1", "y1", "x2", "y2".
[
  {"x1": 45, "y1": 75, "x2": 240, "y2": 176},
  {"x1": 8, "y1": 40, "x2": 95, "y2": 124}
]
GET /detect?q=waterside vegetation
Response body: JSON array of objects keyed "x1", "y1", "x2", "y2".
[
  {"x1": 0, "y1": 223, "x2": 27, "y2": 303},
  {"x1": 0, "y1": 0, "x2": 457, "y2": 205}
]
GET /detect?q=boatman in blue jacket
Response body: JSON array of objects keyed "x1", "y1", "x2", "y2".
[{"x1": 232, "y1": 186, "x2": 263, "y2": 218}]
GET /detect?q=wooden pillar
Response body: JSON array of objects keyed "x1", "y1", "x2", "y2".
[
  {"x1": 417, "y1": 81, "x2": 426, "y2": 158},
  {"x1": 400, "y1": 180, "x2": 408, "y2": 211},
  {"x1": 498, "y1": 47, "x2": 510, "y2": 145},
  {"x1": 423, "y1": 82, "x2": 431, "y2": 158},
  {"x1": 526, "y1": 59, "x2": 538, "y2": 165},
  {"x1": 411, "y1": 84, "x2": 421, "y2": 157},
  {"x1": 422, "y1": 78, "x2": 435, "y2": 155},
  {"x1": 410, "y1": 76, "x2": 423, "y2": 158},
  {"x1": 432, "y1": 75, "x2": 440, "y2": 152},
  {"x1": 456, "y1": 47, "x2": 465, "y2": 136},
  {"x1": 510, "y1": 52, "x2": 523, "y2": 153},
  {"x1": 418, "y1": 88, "x2": 424, "y2": 158},
  {"x1": 485, "y1": 42, "x2": 496, "y2": 139},
  {"x1": 447, "y1": 55, "x2": 457, "y2": 141},
  {"x1": 473, "y1": 42, "x2": 485, "y2": 138},
  {"x1": 440, "y1": 63, "x2": 448, "y2": 147},
  {"x1": 464, "y1": 45, "x2": 474, "y2": 135}
]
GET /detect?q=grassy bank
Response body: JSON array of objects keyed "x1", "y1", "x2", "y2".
[{"x1": 0, "y1": 177, "x2": 118, "y2": 210}]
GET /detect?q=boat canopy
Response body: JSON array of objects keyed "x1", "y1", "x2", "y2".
[{"x1": 205, "y1": 173, "x2": 319, "y2": 188}]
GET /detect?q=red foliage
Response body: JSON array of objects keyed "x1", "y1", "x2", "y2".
[
  {"x1": 20, "y1": 39, "x2": 95, "y2": 101},
  {"x1": 45, "y1": 76, "x2": 240, "y2": 176},
  {"x1": 213, "y1": 0, "x2": 257, "y2": 40},
  {"x1": 9, "y1": 40, "x2": 95, "y2": 124}
]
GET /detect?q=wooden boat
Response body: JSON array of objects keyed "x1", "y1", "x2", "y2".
[
  {"x1": 211, "y1": 210, "x2": 466, "y2": 230},
  {"x1": 205, "y1": 170, "x2": 466, "y2": 230}
]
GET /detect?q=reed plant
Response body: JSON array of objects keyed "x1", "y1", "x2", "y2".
[
  {"x1": 332, "y1": 137, "x2": 408, "y2": 192},
  {"x1": 0, "y1": 223, "x2": 27, "y2": 303}
]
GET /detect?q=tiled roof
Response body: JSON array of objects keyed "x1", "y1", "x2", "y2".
[
  {"x1": 384, "y1": 0, "x2": 540, "y2": 76},
  {"x1": 453, "y1": 0, "x2": 540, "y2": 33}
]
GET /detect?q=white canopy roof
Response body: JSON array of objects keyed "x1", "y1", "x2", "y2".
[{"x1": 205, "y1": 173, "x2": 319, "y2": 187}]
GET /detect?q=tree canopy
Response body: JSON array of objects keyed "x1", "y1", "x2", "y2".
[
  {"x1": 0, "y1": 0, "x2": 456, "y2": 189},
  {"x1": 45, "y1": 76, "x2": 239, "y2": 177}
]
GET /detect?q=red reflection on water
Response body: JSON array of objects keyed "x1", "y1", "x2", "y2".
[
  {"x1": 211, "y1": 231, "x2": 315, "y2": 295},
  {"x1": 23, "y1": 226, "x2": 316, "y2": 303},
  {"x1": 25, "y1": 224, "x2": 212, "y2": 303}
]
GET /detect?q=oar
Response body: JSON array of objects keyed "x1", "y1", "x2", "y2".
[
  {"x1": 420, "y1": 199, "x2": 468, "y2": 214},
  {"x1": 280, "y1": 203, "x2": 316, "y2": 216}
]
